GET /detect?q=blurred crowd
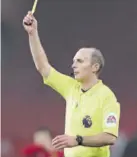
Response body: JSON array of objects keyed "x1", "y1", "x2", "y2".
[
  {"x1": 1, "y1": 128, "x2": 137, "y2": 157},
  {"x1": 2, "y1": 127, "x2": 64, "y2": 157}
]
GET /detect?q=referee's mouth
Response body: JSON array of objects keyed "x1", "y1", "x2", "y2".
[
  {"x1": 73, "y1": 71, "x2": 80, "y2": 78},
  {"x1": 74, "y1": 72, "x2": 79, "y2": 75}
]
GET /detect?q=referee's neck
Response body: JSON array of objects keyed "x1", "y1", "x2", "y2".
[{"x1": 81, "y1": 76, "x2": 99, "y2": 91}]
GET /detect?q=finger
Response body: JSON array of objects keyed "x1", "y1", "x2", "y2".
[
  {"x1": 52, "y1": 136, "x2": 61, "y2": 143},
  {"x1": 52, "y1": 135, "x2": 67, "y2": 144},
  {"x1": 23, "y1": 17, "x2": 33, "y2": 25},
  {"x1": 26, "y1": 15, "x2": 33, "y2": 21},
  {"x1": 52, "y1": 138, "x2": 61, "y2": 145},
  {"x1": 27, "y1": 12, "x2": 35, "y2": 21},
  {"x1": 55, "y1": 144, "x2": 66, "y2": 150},
  {"x1": 53, "y1": 135, "x2": 67, "y2": 141},
  {"x1": 24, "y1": 17, "x2": 32, "y2": 22},
  {"x1": 23, "y1": 21, "x2": 32, "y2": 26},
  {"x1": 28, "y1": 11, "x2": 33, "y2": 16},
  {"x1": 53, "y1": 141, "x2": 67, "y2": 150},
  {"x1": 23, "y1": 20, "x2": 32, "y2": 26}
]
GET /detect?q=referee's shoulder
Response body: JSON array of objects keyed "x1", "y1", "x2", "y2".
[{"x1": 100, "y1": 83, "x2": 117, "y2": 100}]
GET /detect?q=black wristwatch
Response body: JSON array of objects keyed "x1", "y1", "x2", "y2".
[{"x1": 76, "y1": 135, "x2": 83, "y2": 145}]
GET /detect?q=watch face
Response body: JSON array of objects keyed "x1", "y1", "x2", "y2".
[{"x1": 76, "y1": 136, "x2": 83, "y2": 145}]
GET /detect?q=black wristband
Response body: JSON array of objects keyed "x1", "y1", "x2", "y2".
[{"x1": 76, "y1": 135, "x2": 83, "y2": 145}]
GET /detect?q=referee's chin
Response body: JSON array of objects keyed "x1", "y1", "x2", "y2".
[{"x1": 70, "y1": 72, "x2": 82, "y2": 82}]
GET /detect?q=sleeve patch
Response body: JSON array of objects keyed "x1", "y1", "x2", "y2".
[{"x1": 105, "y1": 113, "x2": 117, "y2": 127}]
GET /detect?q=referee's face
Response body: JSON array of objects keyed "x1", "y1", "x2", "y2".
[{"x1": 72, "y1": 48, "x2": 95, "y2": 82}]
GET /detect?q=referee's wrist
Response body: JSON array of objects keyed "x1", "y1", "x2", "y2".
[
  {"x1": 76, "y1": 135, "x2": 83, "y2": 145},
  {"x1": 28, "y1": 30, "x2": 38, "y2": 37}
]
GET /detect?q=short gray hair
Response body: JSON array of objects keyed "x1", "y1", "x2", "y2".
[{"x1": 91, "y1": 48, "x2": 105, "y2": 74}]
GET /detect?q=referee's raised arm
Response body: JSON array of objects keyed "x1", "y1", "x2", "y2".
[
  {"x1": 23, "y1": 11, "x2": 51, "y2": 78},
  {"x1": 23, "y1": 11, "x2": 76, "y2": 99}
]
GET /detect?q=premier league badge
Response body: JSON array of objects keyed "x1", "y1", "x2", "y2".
[{"x1": 82, "y1": 115, "x2": 92, "y2": 128}]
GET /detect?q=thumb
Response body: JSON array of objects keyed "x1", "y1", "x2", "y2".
[{"x1": 28, "y1": 11, "x2": 33, "y2": 16}]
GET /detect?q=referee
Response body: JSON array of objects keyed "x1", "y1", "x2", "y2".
[{"x1": 23, "y1": 12, "x2": 120, "y2": 157}]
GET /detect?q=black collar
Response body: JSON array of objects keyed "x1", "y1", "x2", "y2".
[{"x1": 81, "y1": 89, "x2": 89, "y2": 93}]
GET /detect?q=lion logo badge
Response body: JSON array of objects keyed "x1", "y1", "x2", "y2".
[{"x1": 82, "y1": 115, "x2": 92, "y2": 128}]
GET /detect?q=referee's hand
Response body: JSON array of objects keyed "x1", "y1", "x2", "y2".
[
  {"x1": 52, "y1": 135, "x2": 78, "y2": 150},
  {"x1": 23, "y1": 11, "x2": 38, "y2": 35}
]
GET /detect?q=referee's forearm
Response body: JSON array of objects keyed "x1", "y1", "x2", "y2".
[
  {"x1": 82, "y1": 133, "x2": 116, "y2": 147},
  {"x1": 28, "y1": 31, "x2": 50, "y2": 77}
]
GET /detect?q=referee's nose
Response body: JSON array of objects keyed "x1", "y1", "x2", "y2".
[
  {"x1": 72, "y1": 61, "x2": 77, "y2": 69},
  {"x1": 72, "y1": 63, "x2": 76, "y2": 70}
]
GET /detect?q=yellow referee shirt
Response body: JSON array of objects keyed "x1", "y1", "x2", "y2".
[{"x1": 43, "y1": 67, "x2": 120, "y2": 157}]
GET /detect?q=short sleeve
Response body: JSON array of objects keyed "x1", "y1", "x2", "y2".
[
  {"x1": 43, "y1": 67, "x2": 77, "y2": 99},
  {"x1": 102, "y1": 95, "x2": 120, "y2": 137}
]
